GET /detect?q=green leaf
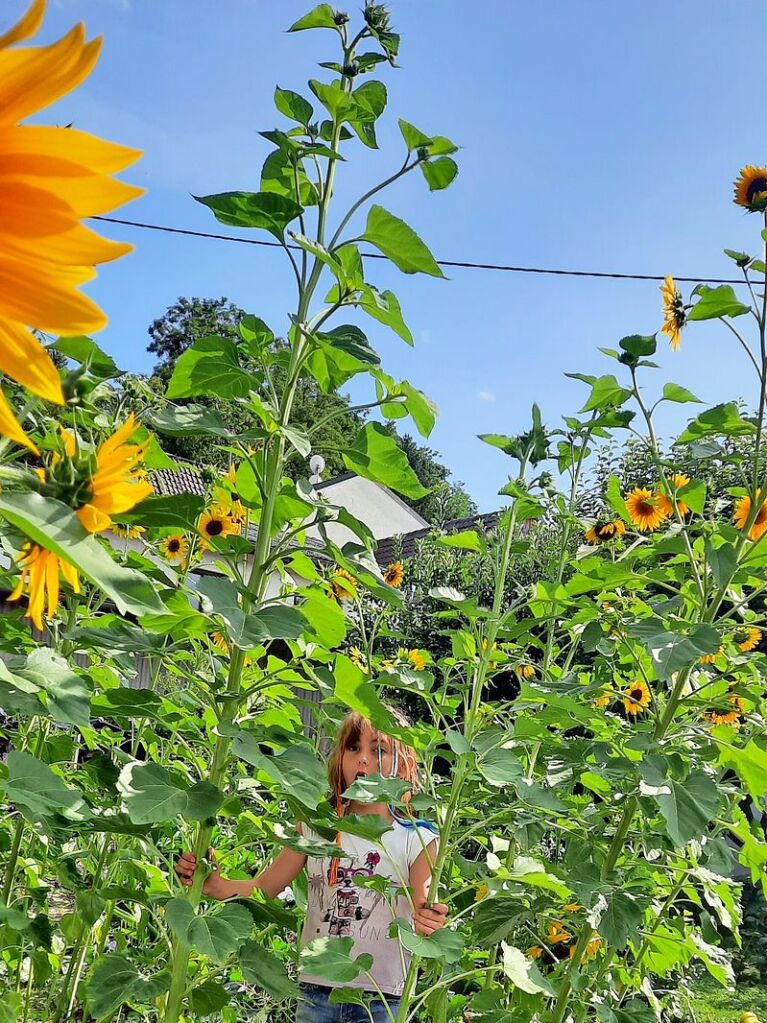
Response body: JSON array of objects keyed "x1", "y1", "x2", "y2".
[
  {"x1": 166, "y1": 336, "x2": 253, "y2": 400},
  {"x1": 309, "y1": 80, "x2": 354, "y2": 121},
  {"x1": 655, "y1": 771, "x2": 720, "y2": 846},
  {"x1": 580, "y1": 375, "x2": 632, "y2": 413},
  {"x1": 118, "y1": 762, "x2": 223, "y2": 824},
  {"x1": 16, "y1": 648, "x2": 90, "y2": 728},
  {"x1": 627, "y1": 619, "x2": 721, "y2": 676},
  {"x1": 240, "y1": 940, "x2": 299, "y2": 1001},
  {"x1": 165, "y1": 900, "x2": 252, "y2": 963},
  {"x1": 274, "y1": 86, "x2": 313, "y2": 125},
  {"x1": 197, "y1": 577, "x2": 306, "y2": 649},
  {"x1": 149, "y1": 404, "x2": 231, "y2": 437},
  {"x1": 3, "y1": 751, "x2": 84, "y2": 818},
  {"x1": 500, "y1": 943, "x2": 555, "y2": 995},
  {"x1": 301, "y1": 937, "x2": 373, "y2": 984},
  {"x1": 420, "y1": 157, "x2": 458, "y2": 191},
  {"x1": 661, "y1": 382, "x2": 703, "y2": 404},
  {"x1": 436, "y1": 530, "x2": 485, "y2": 553},
  {"x1": 0, "y1": 492, "x2": 163, "y2": 617},
  {"x1": 677, "y1": 403, "x2": 756, "y2": 443},
  {"x1": 317, "y1": 324, "x2": 380, "y2": 366},
  {"x1": 119, "y1": 493, "x2": 204, "y2": 529},
  {"x1": 288, "y1": 5, "x2": 338, "y2": 31},
  {"x1": 478, "y1": 747, "x2": 523, "y2": 786},
  {"x1": 398, "y1": 118, "x2": 433, "y2": 151},
  {"x1": 361, "y1": 205, "x2": 444, "y2": 278},
  {"x1": 233, "y1": 733, "x2": 328, "y2": 809},
  {"x1": 52, "y1": 336, "x2": 119, "y2": 378},
  {"x1": 343, "y1": 774, "x2": 410, "y2": 805},
  {"x1": 395, "y1": 919, "x2": 464, "y2": 962},
  {"x1": 688, "y1": 284, "x2": 750, "y2": 321},
  {"x1": 724, "y1": 249, "x2": 752, "y2": 268},
  {"x1": 195, "y1": 191, "x2": 303, "y2": 239},
  {"x1": 617, "y1": 334, "x2": 656, "y2": 365},
  {"x1": 358, "y1": 286, "x2": 413, "y2": 345},
  {"x1": 334, "y1": 654, "x2": 404, "y2": 736},
  {"x1": 190, "y1": 980, "x2": 230, "y2": 1016},
  {"x1": 597, "y1": 891, "x2": 644, "y2": 949},
  {"x1": 716, "y1": 736, "x2": 767, "y2": 800},
  {"x1": 705, "y1": 540, "x2": 737, "y2": 590},
  {"x1": 677, "y1": 478, "x2": 706, "y2": 515},
  {"x1": 84, "y1": 955, "x2": 139, "y2": 1018},
  {"x1": 348, "y1": 81, "x2": 387, "y2": 148},
  {"x1": 299, "y1": 588, "x2": 347, "y2": 647},
  {"x1": 342, "y1": 422, "x2": 428, "y2": 499}
]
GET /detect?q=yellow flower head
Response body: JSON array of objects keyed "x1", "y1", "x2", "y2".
[
  {"x1": 625, "y1": 487, "x2": 668, "y2": 533},
  {"x1": 585, "y1": 519, "x2": 626, "y2": 544},
  {"x1": 211, "y1": 630, "x2": 229, "y2": 655},
  {"x1": 622, "y1": 679, "x2": 651, "y2": 716},
  {"x1": 329, "y1": 568, "x2": 357, "y2": 601},
  {"x1": 706, "y1": 695, "x2": 743, "y2": 726},
  {"x1": 655, "y1": 473, "x2": 691, "y2": 519},
  {"x1": 699, "y1": 645, "x2": 725, "y2": 665},
  {"x1": 75, "y1": 415, "x2": 152, "y2": 533},
  {"x1": 474, "y1": 884, "x2": 489, "y2": 902},
  {"x1": 660, "y1": 275, "x2": 686, "y2": 351},
  {"x1": 526, "y1": 945, "x2": 544, "y2": 960},
  {"x1": 383, "y1": 561, "x2": 404, "y2": 587},
  {"x1": 515, "y1": 664, "x2": 535, "y2": 679},
  {"x1": 733, "y1": 165, "x2": 767, "y2": 212},
  {"x1": 0, "y1": 0, "x2": 143, "y2": 450},
  {"x1": 570, "y1": 936, "x2": 602, "y2": 962},
  {"x1": 546, "y1": 921, "x2": 571, "y2": 945},
  {"x1": 349, "y1": 646, "x2": 369, "y2": 674},
  {"x1": 736, "y1": 626, "x2": 761, "y2": 653},
  {"x1": 407, "y1": 649, "x2": 426, "y2": 672},
  {"x1": 9, "y1": 541, "x2": 79, "y2": 630},
  {"x1": 160, "y1": 533, "x2": 188, "y2": 563},
  {"x1": 112, "y1": 524, "x2": 145, "y2": 539},
  {"x1": 198, "y1": 504, "x2": 239, "y2": 545},
  {"x1": 214, "y1": 465, "x2": 247, "y2": 525},
  {"x1": 593, "y1": 690, "x2": 611, "y2": 709},
  {"x1": 733, "y1": 490, "x2": 767, "y2": 541}
]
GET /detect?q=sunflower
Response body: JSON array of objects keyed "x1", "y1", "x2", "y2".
[
  {"x1": 214, "y1": 465, "x2": 247, "y2": 526},
  {"x1": 706, "y1": 694, "x2": 745, "y2": 727},
  {"x1": 111, "y1": 524, "x2": 145, "y2": 539},
  {"x1": 585, "y1": 519, "x2": 626, "y2": 544},
  {"x1": 733, "y1": 490, "x2": 767, "y2": 541},
  {"x1": 75, "y1": 415, "x2": 152, "y2": 533},
  {"x1": 9, "y1": 541, "x2": 79, "y2": 630},
  {"x1": 349, "y1": 646, "x2": 369, "y2": 674},
  {"x1": 736, "y1": 626, "x2": 761, "y2": 652},
  {"x1": 198, "y1": 504, "x2": 239, "y2": 545},
  {"x1": 733, "y1": 165, "x2": 767, "y2": 212},
  {"x1": 211, "y1": 630, "x2": 229, "y2": 655},
  {"x1": 593, "y1": 690, "x2": 611, "y2": 709},
  {"x1": 660, "y1": 275, "x2": 686, "y2": 352},
  {"x1": 329, "y1": 568, "x2": 358, "y2": 601},
  {"x1": 625, "y1": 487, "x2": 668, "y2": 533},
  {"x1": 526, "y1": 946, "x2": 544, "y2": 960},
  {"x1": 622, "y1": 679, "x2": 651, "y2": 716},
  {"x1": 546, "y1": 922, "x2": 572, "y2": 945},
  {"x1": 407, "y1": 649, "x2": 426, "y2": 672},
  {"x1": 0, "y1": 0, "x2": 143, "y2": 449},
  {"x1": 699, "y1": 645, "x2": 725, "y2": 664},
  {"x1": 515, "y1": 664, "x2": 535, "y2": 679},
  {"x1": 383, "y1": 561, "x2": 404, "y2": 587},
  {"x1": 160, "y1": 533, "x2": 188, "y2": 563},
  {"x1": 474, "y1": 884, "x2": 489, "y2": 902},
  {"x1": 655, "y1": 473, "x2": 691, "y2": 519},
  {"x1": 570, "y1": 937, "x2": 602, "y2": 962}
]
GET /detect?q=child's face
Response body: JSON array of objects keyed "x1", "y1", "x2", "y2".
[{"x1": 342, "y1": 722, "x2": 394, "y2": 792}]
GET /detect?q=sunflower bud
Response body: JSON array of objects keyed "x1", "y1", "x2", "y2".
[
  {"x1": 333, "y1": 10, "x2": 350, "y2": 26},
  {"x1": 61, "y1": 364, "x2": 93, "y2": 406},
  {"x1": 342, "y1": 60, "x2": 359, "y2": 78},
  {"x1": 364, "y1": 2, "x2": 391, "y2": 31}
]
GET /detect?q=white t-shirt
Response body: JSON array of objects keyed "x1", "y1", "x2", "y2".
[{"x1": 299, "y1": 818, "x2": 438, "y2": 997}]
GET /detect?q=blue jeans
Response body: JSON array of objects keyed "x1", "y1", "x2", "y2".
[{"x1": 296, "y1": 983, "x2": 400, "y2": 1022}]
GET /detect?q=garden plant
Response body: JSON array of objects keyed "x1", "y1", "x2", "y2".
[{"x1": 0, "y1": 3, "x2": 766, "y2": 1023}]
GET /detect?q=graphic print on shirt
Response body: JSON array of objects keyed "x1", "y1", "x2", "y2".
[{"x1": 318, "y1": 850, "x2": 385, "y2": 937}]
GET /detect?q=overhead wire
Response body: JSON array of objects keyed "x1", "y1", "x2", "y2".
[{"x1": 91, "y1": 215, "x2": 747, "y2": 286}]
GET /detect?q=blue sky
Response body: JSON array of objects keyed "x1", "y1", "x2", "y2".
[{"x1": 28, "y1": 1, "x2": 767, "y2": 511}]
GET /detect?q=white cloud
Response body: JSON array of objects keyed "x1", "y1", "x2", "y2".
[{"x1": 478, "y1": 390, "x2": 495, "y2": 402}]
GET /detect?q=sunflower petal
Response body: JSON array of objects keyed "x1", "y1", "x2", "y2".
[
  {"x1": 0, "y1": 0, "x2": 45, "y2": 50},
  {"x1": 0, "y1": 125, "x2": 142, "y2": 175},
  {"x1": 0, "y1": 386, "x2": 38, "y2": 451},
  {"x1": 0, "y1": 320, "x2": 63, "y2": 403},
  {"x1": 0, "y1": 254, "x2": 104, "y2": 333}
]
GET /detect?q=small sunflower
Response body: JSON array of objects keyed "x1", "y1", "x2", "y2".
[
  {"x1": 515, "y1": 664, "x2": 535, "y2": 679},
  {"x1": 660, "y1": 275, "x2": 686, "y2": 351},
  {"x1": 381, "y1": 658, "x2": 395, "y2": 670},
  {"x1": 383, "y1": 561, "x2": 404, "y2": 587},
  {"x1": 9, "y1": 542, "x2": 80, "y2": 631},
  {"x1": 622, "y1": 679, "x2": 651, "y2": 716},
  {"x1": 527, "y1": 945, "x2": 544, "y2": 960},
  {"x1": 733, "y1": 165, "x2": 767, "y2": 212},
  {"x1": 655, "y1": 473, "x2": 691, "y2": 519},
  {"x1": 593, "y1": 690, "x2": 611, "y2": 709},
  {"x1": 112, "y1": 524, "x2": 145, "y2": 539},
  {"x1": 733, "y1": 490, "x2": 767, "y2": 541},
  {"x1": 198, "y1": 504, "x2": 239, "y2": 545},
  {"x1": 546, "y1": 922, "x2": 572, "y2": 945},
  {"x1": 474, "y1": 884, "x2": 489, "y2": 902},
  {"x1": 73, "y1": 415, "x2": 152, "y2": 533},
  {"x1": 211, "y1": 630, "x2": 230, "y2": 655},
  {"x1": 625, "y1": 487, "x2": 668, "y2": 533},
  {"x1": 736, "y1": 626, "x2": 761, "y2": 652},
  {"x1": 699, "y1": 645, "x2": 725, "y2": 664},
  {"x1": 570, "y1": 936, "x2": 602, "y2": 962},
  {"x1": 160, "y1": 533, "x2": 189, "y2": 563},
  {"x1": 407, "y1": 649, "x2": 426, "y2": 672},
  {"x1": 329, "y1": 568, "x2": 358, "y2": 601},
  {"x1": 585, "y1": 518, "x2": 626, "y2": 544},
  {"x1": 706, "y1": 694, "x2": 744, "y2": 727},
  {"x1": 349, "y1": 646, "x2": 369, "y2": 674}
]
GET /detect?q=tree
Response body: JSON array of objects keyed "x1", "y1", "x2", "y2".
[
  {"x1": 147, "y1": 296, "x2": 243, "y2": 383},
  {"x1": 394, "y1": 432, "x2": 477, "y2": 524}
]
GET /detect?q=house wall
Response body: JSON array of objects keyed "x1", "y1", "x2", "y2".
[{"x1": 307, "y1": 475, "x2": 427, "y2": 546}]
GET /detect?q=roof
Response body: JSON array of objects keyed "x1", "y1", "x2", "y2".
[
  {"x1": 374, "y1": 511, "x2": 501, "y2": 566},
  {"x1": 150, "y1": 463, "x2": 205, "y2": 497}
]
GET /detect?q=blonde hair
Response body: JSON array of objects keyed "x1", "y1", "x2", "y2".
[{"x1": 326, "y1": 706, "x2": 421, "y2": 886}]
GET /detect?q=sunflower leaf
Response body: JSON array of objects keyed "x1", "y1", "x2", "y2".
[
  {"x1": 677, "y1": 403, "x2": 756, "y2": 443},
  {"x1": 194, "y1": 191, "x2": 303, "y2": 240},
  {"x1": 361, "y1": 205, "x2": 444, "y2": 277},
  {"x1": 688, "y1": 285, "x2": 750, "y2": 321},
  {"x1": 661, "y1": 382, "x2": 702, "y2": 404}
]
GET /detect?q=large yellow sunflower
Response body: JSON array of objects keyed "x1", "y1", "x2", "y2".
[
  {"x1": 0, "y1": 0, "x2": 143, "y2": 449},
  {"x1": 160, "y1": 533, "x2": 188, "y2": 563},
  {"x1": 655, "y1": 473, "x2": 691, "y2": 519},
  {"x1": 736, "y1": 626, "x2": 761, "y2": 653},
  {"x1": 9, "y1": 541, "x2": 79, "y2": 630},
  {"x1": 75, "y1": 414, "x2": 152, "y2": 533},
  {"x1": 733, "y1": 490, "x2": 767, "y2": 541},
  {"x1": 625, "y1": 487, "x2": 668, "y2": 533},
  {"x1": 198, "y1": 504, "x2": 239, "y2": 545},
  {"x1": 622, "y1": 679, "x2": 651, "y2": 716},
  {"x1": 733, "y1": 165, "x2": 767, "y2": 212},
  {"x1": 660, "y1": 275, "x2": 686, "y2": 351},
  {"x1": 584, "y1": 519, "x2": 626, "y2": 544}
]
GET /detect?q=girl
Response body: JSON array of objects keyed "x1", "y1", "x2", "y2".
[{"x1": 175, "y1": 709, "x2": 449, "y2": 1023}]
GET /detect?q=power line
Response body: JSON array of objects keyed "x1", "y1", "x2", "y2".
[{"x1": 91, "y1": 215, "x2": 746, "y2": 286}]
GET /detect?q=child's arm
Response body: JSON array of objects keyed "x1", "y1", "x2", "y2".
[
  {"x1": 409, "y1": 840, "x2": 449, "y2": 936},
  {"x1": 175, "y1": 845, "x2": 307, "y2": 901}
]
